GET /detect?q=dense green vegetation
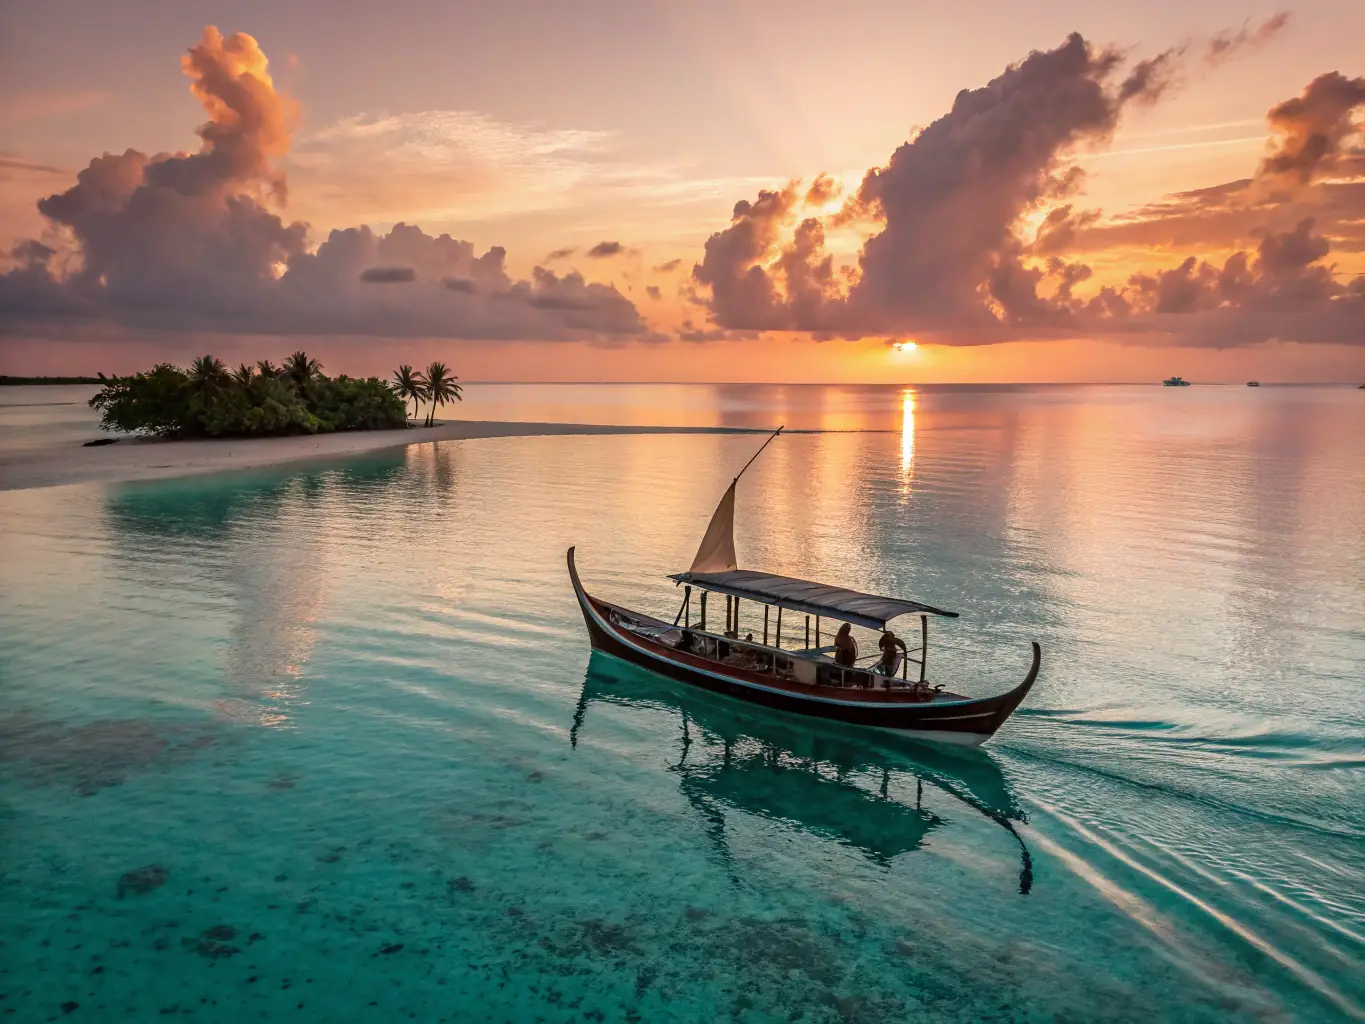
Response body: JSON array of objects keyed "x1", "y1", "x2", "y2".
[
  {"x1": 0, "y1": 375, "x2": 104, "y2": 385},
  {"x1": 86, "y1": 352, "x2": 453, "y2": 439}
]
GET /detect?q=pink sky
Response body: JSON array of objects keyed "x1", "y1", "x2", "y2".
[{"x1": 1, "y1": 3, "x2": 1362, "y2": 381}]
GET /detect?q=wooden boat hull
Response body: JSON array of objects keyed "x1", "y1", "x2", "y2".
[{"x1": 567, "y1": 547, "x2": 1039, "y2": 746}]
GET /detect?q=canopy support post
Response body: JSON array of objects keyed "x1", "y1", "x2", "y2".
[
  {"x1": 725, "y1": 594, "x2": 732, "y2": 635},
  {"x1": 920, "y1": 614, "x2": 928, "y2": 683},
  {"x1": 763, "y1": 605, "x2": 769, "y2": 645},
  {"x1": 775, "y1": 607, "x2": 782, "y2": 649},
  {"x1": 675, "y1": 586, "x2": 691, "y2": 627},
  {"x1": 804, "y1": 615, "x2": 810, "y2": 649},
  {"x1": 815, "y1": 616, "x2": 820, "y2": 647},
  {"x1": 734, "y1": 598, "x2": 740, "y2": 637},
  {"x1": 700, "y1": 591, "x2": 707, "y2": 632}
]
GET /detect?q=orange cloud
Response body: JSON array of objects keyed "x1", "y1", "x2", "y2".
[
  {"x1": 0, "y1": 26, "x2": 649, "y2": 344},
  {"x1": 685, "y1": 34, "x2": 1365, "y2": 348},
  {"x1": 180, "y1": 26, "x2": 297, "y2": 202}
]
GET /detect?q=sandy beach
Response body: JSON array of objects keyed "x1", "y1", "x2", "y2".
[{"x1": 0, "y1": 419, "x2": 751, "y2": 492}]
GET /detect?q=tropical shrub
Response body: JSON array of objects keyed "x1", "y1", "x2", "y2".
[
  {"x1": 90, "y1": 364, "x2": 194, "y2": 437},
  {"x1": 314, "y1": 375, "x2": 412, "y2": 431},
  {"x1": 89, "y1": 354, "x2": 407, "y2": 439}
]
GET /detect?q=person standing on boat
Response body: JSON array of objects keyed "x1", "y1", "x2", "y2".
[
  {"x1": 877, "y1": 630, "x2": 907, "y2": 677},
  {"x1": 833, "y1": 623, "x2": 858, "y2": 667}
]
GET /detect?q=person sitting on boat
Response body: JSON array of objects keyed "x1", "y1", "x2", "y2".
[
  {"x1": 876, "y1": 630, "x2": 907, "y2": 676},
  {"x1": 833, "y1": 623, "x2": 858, "y2": 668}
]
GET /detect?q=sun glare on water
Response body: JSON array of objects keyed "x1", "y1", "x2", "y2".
[{"x1": 900, "y1": 390, "x2": 916, "y2": 477}]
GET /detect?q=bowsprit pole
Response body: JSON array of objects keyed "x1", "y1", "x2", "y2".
[{"x1": 734, "y1": 425, "x2": 784, "y2": 483}]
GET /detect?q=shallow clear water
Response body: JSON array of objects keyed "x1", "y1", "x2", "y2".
[{"x1": 2, "y1": 385, "x2": 1363, "y2": 1022}]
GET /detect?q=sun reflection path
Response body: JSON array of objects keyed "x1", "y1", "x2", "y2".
[{"x1": 901, "y1": 389, "x2": 917, "y2": 480}]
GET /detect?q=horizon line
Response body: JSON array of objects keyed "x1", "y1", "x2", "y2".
[{"x1": 4, "y1": 376, "x2": 1363, "y2": 388}]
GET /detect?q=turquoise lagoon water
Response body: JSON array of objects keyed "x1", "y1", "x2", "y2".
[{"x1": 1, "y1": 384, "x2": 1363, "y2": 1022}]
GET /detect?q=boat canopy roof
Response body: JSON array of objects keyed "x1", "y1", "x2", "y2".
[{"x1": 669, "y1": 568, "x2": 957, "y2": 631}]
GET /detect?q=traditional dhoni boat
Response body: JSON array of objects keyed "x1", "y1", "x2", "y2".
[{"x1": 567, "y1": 429, "x2": 1041, "y2": 746}]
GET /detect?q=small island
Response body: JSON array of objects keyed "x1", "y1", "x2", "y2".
[{"x1": 89, "y1": 352, "x2": 461, "y2": 439}]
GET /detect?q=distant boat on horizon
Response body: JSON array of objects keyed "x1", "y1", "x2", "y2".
[
  {"x1": 1247, "y1": 381, "x2": 1260, "y2": 387},
  {"x1": 1162, "y1": 376, "x2": 1191, "y2": 387}
]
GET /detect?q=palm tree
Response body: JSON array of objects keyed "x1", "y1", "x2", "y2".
[
  {"x1": 423, "y1": 361, "x2": 462, "y2": 426},
  {"x1": 283, "y1": 351, "x2": 324, "y2": 395},
  {"x1": 187, "y1": 355, "x2": 229, "y2": 400},
  {"x1": 231, "y1": 363, "x2": 256, "y2": 388},
  {"x1": 184, "y1": 357, "x2": 230, "y2": 430},
  {"x1": 256, "y1": 359, "x2": 281, "y2": 380},
  {"x1": 390, "y1": 364, "x2": 428, "y2": 422}
]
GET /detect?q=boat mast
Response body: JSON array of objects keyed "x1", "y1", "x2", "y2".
[{"x1": 687, "y1": 425, "x2": 784, "y2": 578}]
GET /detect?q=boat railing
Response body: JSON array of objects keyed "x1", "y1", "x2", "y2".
[{"x1": 623, "y1": 615, "x2": 930, "y2": 693}]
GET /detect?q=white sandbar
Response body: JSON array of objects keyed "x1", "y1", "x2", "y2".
[{"x1": 0, "y1": 420, "x2": 749, "y2": 492}]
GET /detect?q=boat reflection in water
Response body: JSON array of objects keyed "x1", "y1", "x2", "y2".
[{"x1": 571, "y1": 652, "x2": 1034, "y2": 894}]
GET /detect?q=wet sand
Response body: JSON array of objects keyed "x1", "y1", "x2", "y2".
[{"x1": 0, "y1": 420, "x2": 751, "y2": 491}]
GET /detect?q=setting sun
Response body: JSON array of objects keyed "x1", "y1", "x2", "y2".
[{"x1": 892, "y1": 341, "x2": 919, "y2": 354}]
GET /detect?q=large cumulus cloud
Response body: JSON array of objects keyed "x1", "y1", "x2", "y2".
[
  {"x1": 690, "y1": 33, "x2": 1365, "y2": 347},
  {"x1": 1260, "y1": 72, "x2": 1365, "y2": 184},
  {"x1": 0, "y1": 27, "x2": 646, "y2": 342}
]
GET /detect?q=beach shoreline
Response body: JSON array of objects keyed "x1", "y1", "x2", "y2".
[{"x1": 0, "y1": 420, "x2": 758, "y2": 492}]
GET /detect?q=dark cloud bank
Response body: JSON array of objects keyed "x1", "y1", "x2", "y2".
[
  {"x1": 0, "y1": 28, "x2": 646, "y2": 343},
  {"x1": 691, "y1": 25, "x2": 1365, "y2": 347}
]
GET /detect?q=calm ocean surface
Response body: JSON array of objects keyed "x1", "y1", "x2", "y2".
[{"x1": 1, "y1": 384, "x2": 1363, "y2": 1022}]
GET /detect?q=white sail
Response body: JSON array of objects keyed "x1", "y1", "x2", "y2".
[
  {"x1": 689, "y1": 481, "x2": 737, "y2": 574},
  {"x1": 685, "y1": 427, "x2": 782, "y2": 576}
]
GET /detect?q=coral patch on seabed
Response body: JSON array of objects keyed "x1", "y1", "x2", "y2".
[
  {"x1": 182, "y1": 924, "x2": 240, "y2": 958},
  {"x1": 0, "y1": 713, "x2": 219, "y2": 796},
  {"x1": 117, "y1": 864, "x2": 170, "y2": 898}
]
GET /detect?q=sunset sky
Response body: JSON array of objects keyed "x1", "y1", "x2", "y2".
[{"x1": 1, "y1": 1, "x2": 1362, "y2": 382}]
